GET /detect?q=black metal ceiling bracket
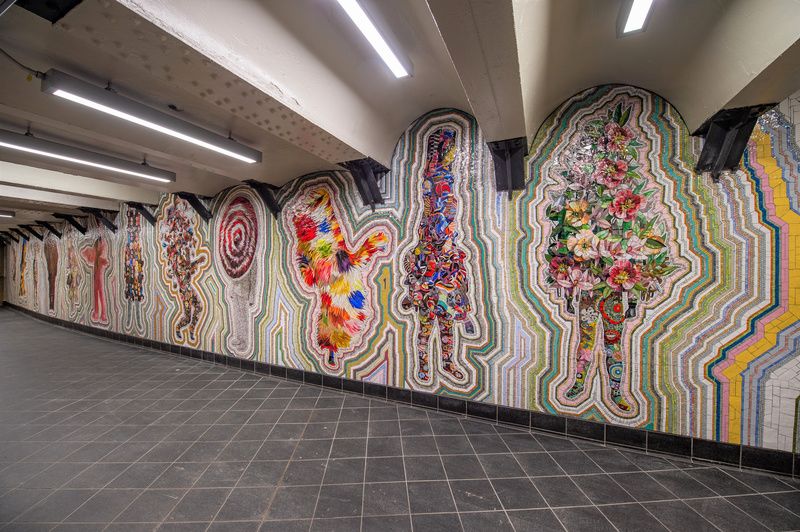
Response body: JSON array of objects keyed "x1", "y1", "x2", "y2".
[
  {"x1": 79, "y1": 208, "x2": 118, "y2": 233},
  {"x1": 36, "y1": 220, "x2": 62, "y2": 239},
  {"x1": 1, "y1": 230, "x2": 18, "y2": 243},
  {"x1": 340, "y1": 158, "x2": 388, "y2": 211},
  {"x1": 176, "y1": 192, "x2": 212, "y2": 222},
  {"x1": 244, "y1": 180, "x2": 281, "y2": 219},
  {"x1": 128, "y1": 202, "x2": 157, "y2": 226},
  {"x1": 10, "y1": 227, "x2": 28, "y2": 240},
  {"x1": 488, "y1": 136, "x2": 527, "y2": 199},
  {"x1": 693, "y1": 103, "x2": 776, "y2": 182},
  {"x1": 20, "y1": 224, "x2": 43, "y2": 241},
  {"x1": 53, "y1": 213, "x2": 87, "y2": 235}
]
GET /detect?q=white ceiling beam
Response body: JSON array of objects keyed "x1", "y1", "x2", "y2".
[
  {"x1": 428, "y1": 0, "x2": 526, "y2": 142},
  {"x1": 0, "y1": 161, "x2": 160, "y2": 204},
  {"x1": 0, "y1": 183, "x2": 120, "y2": 211}
]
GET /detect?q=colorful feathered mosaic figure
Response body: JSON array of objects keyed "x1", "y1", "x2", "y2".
[
  {"x1": 292, "y1": 188, "x2": 388, "y2": 368},
  {"x1": 402, "y1": 127, "x2": 475, "y2": 383}
]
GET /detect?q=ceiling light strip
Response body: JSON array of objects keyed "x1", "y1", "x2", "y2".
[
  {"x1": 41, "y1": 69, "x2": 262, "y2": 164},
  {"x1": 623, "y1": 0, "x2": 654, "y2": 33},
  {"x1": 0, "y1": 209, "x2": 14, "y2": 218},
  {"x1": 0, "y1": 129, "x2": 176, "y2": 183},
  {"x1": 336, "y1": 0, "x2": 409, "y2": 78}
]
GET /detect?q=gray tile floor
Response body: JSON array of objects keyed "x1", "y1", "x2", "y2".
[{"x1": 1, "y1": 309, "x2": 800, "y2": 531}]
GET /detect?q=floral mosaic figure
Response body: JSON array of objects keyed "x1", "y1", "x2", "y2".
[
  {"x1": 80, "y1": 236, "x2": 109, "y2": 323},
  {"x1": 160, "y1": 199, "x2": 207, "y2": 342},
  {"x1": 124, "y1": 208, "x2": 145, "y2": 302},
  {"x1": 292, "y1": 188, "x2": 387, "y2": 368},
  {"x1": 402, "y1": 127, "x2": 475, "y2": 383},
  {"x1": 44, "y1": 238, "x2": 58, "y2": 312},
  {"x1": 545, "y1": 103, "x2": 675, "y2": 413}
]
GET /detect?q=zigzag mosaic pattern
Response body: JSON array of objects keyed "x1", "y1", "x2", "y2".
[{"x1": 4, "y1": 86, "x2": 800, "y2": 452}]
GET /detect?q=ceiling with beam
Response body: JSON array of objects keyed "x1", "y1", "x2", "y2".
[{"x1": 0, "y1": 0, "x2": 799, "y2": 241}]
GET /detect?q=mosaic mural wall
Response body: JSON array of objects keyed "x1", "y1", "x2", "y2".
[{"x1": 4, "y1": 85, "x2": 800, "y2": 452}]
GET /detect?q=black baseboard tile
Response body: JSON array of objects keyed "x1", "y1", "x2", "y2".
[
  {"x1": 692, "y1": 438, "x2": 739, "y2": 465},
  {"x1": 342, "y1": 378, "x2": 363, "y2": 394},
  {"x1": 363, "y1": 382, "x2": 387, "y2": 399},
  {"x1": 270, "y1": 365, "x2": 287, "y2": 379},
  {"x1": 304, "y1": 371, "x2": 322, "y2": 386},
  {"x1": 467, "y1": 400, "x2": 497, "y2": 421},
  {"x1": 240, "y1": 359, "x2": 255, "y2": 372},
  {"x1": 566, "y1": 417, "x2": 605, "y2": 442},
  {"x1": 253, "y1": 361, "x2": 271, "y2": 375},
  {"x1": 530, "y1": 411, "x2": 566, "y2": 434},
  {"x1": 438, "y1": 396, "x2": 466, "y2": 415},
  {"x1": 498, "y1": 406, "x2": 530, "y2": 428},
  {"x1": 741, "y1": 445, "x2": 794, "y2": 475},
  {"x1": 285, "y1": 367, "x2": 303, "y2": 382},
  {"x1": 387, "y1": 386, "x2": 411, "y2": 404},
  {"x1": 647, "y1": 430, "x2": 692, "y2": 457},
  {"x1": 605, "y1": 424, "x2": 646, "y2": 449},
  {"x1": 411, "y1": 390, "x2": 437, "y2": 410},
  {"x1": 322, "y1": 374, "x2": 343, "y2": 390}
]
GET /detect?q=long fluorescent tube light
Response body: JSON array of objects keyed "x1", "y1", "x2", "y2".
[
  {"x1": 0, "y1": 129, "x2": 176, "y2": 183},
  {"x1": 41, "y1": 69, "x2": 262, "y2": 164},
  {"x1": 623, "y1": 0, "x2": 654, "y2": 33},
  {"x1": 0, "y1": 210, "x2": 14, "y2": 218},
  {"x1": 336, "y1": 0, "x2": 409, "y2": 78}
]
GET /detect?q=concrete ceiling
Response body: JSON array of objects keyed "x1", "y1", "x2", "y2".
[{"x1": 0, "y1": 0, "x2": 799, "y2": 242}]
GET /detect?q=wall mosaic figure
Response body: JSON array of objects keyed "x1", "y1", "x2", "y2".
[
  {"x1": 543, "y1": 102, "x2": 676, "y2": 414},
  {"x1": 291, "y1": 187, "x2": 388, "y2": 368},
  {"x1": 44, "y1": 238, "x2": 58, "y2": 312},
  {"x1": 402, "y1": 127, "x2": 475, "y2": 383},
  {"x1": 159, "y1": 197, "x2": 209, "y2": 343},
  {"x1": 66, "y1": 237, "x2": 81, "y2": 310},
  {"x1": 81, "y1": 236, "x2": 109, "y2": 324},
  {"x1": 19, "y1": 238, "x2": 26, "y2": 298},
  {"x1": 215, "y1": 193, "x2": 260, "y2": 357},
  {"x1": 124, "y1": 208, "x2": 145, "y2": 302},
  {"x1": 32, "y1": 243, "x2": 39, "y2": 311}
]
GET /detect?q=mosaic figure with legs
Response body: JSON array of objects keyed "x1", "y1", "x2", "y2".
[
  {"x1": 546, "y1": 102, "x2": 675, "y2": 414},
  {"x1": 403, "y1": 127, "x2": 475, "y2": 383}
]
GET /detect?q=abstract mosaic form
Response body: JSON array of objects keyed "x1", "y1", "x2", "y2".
[
  {"x1": 725, "y1": 109, "x2": 800, "y2": 452},
  {"x1": 124, "y1": 208, "x2": 145, "y2": 302},
  {"x1": 44, "y1": 238, "x2": 58, "y2": 312},
  {"x1": 159, "y1": 197, "x2": 209, "y2": 344},
  {"x1": 543, "y1": 103, "x2": 676, "y2": 414},
  {"x1": 18, "y1": 238, "x2": 26, "y2": 298},
  {"x1": 80, "y1": 236, "x2": 110, "y2": 324},
  {"x1": 403, "y1": 127, "x2": 475, "y2": 383},
  {"x1": 31, "y1": 244, "x2": 39, "y2": 310},
  {"x1": 215, "y1": 192, "x2": 261, "y2": 357},
  {"x1": 291, "y1": 187, "x2": 388, "y2": 368}
]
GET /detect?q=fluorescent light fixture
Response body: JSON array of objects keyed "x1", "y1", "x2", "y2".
[
  {"x1": 41, "y1": 69, "x2": 262, "y2": 164},
  {"x1": 0, "y1": 210, "x2": 14, "y2": 218},
  {"x1": 336, "y1": 0, "x2": 409, "y2": 78},
  {"x1": 622, "y1": 0, "x2": 654, "y2": 33},
  {"x1": 0, "y1": 128, "x2": 176, "y2": 183}
]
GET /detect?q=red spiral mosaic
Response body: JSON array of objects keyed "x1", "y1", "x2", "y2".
[{"x1": 218, "y1": 196, "x2": 258, "y2": 279}]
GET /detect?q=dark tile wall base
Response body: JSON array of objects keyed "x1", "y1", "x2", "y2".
[{"x1": 6, "y1": 302, "x2": 797, "y2": 478}]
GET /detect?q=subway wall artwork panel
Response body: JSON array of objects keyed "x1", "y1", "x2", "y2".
[{"x1": 4, "y1": 86, "x2": 800, "y2": 453}]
